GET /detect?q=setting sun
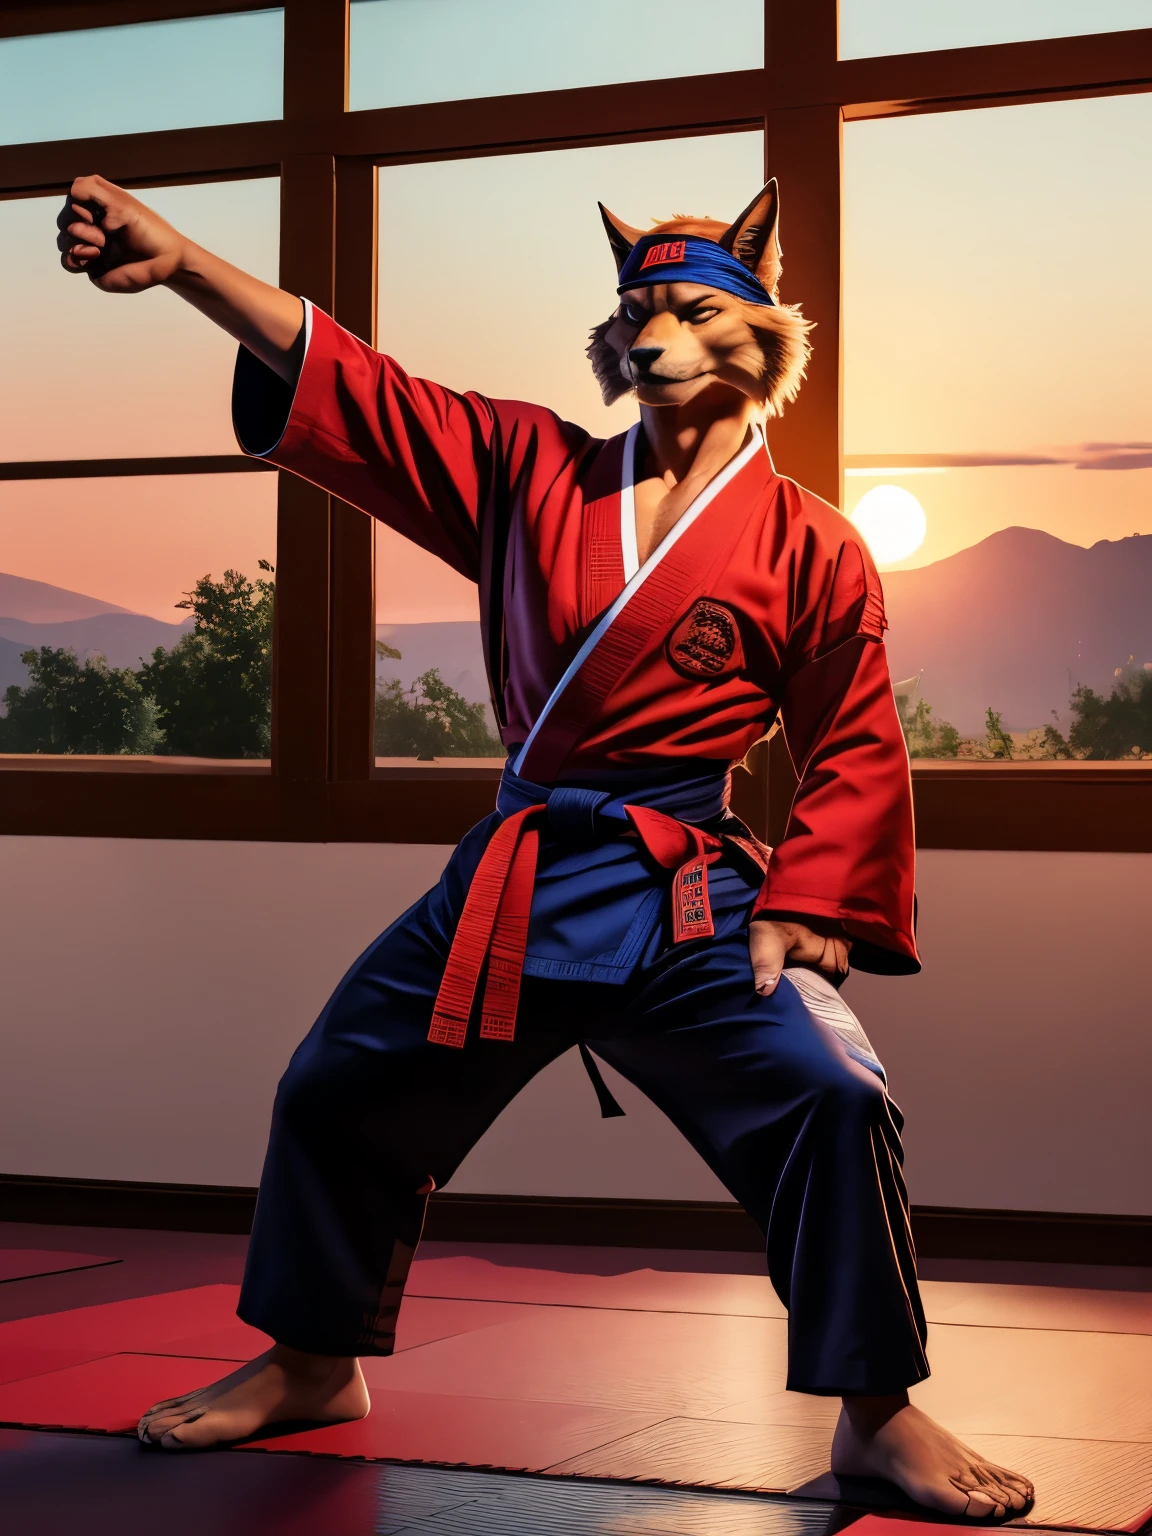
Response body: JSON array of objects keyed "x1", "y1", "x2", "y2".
[{"x1": 850, "y1": 484, "x2": 928, "y2": 564}]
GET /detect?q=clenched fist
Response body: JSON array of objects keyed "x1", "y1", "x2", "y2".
[
  {"x1": 58, "y1": 174, "x2": 186, "y2": 292},
  {"x1": 55, "y1": 174, "x2": 303, "y2": 378},
  {"x1": 749, "y1": 918, "x2": 850, "y2": 996}
]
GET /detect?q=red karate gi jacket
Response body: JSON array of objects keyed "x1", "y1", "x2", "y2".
[{"x1": 234, "y1": 303, "x2": 918, "y2": 975}]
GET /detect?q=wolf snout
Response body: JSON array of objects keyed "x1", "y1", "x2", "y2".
[{"x1": 628, "y1": 346, "x2": 665, "y2": 374}]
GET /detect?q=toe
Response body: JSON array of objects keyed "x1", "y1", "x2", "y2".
[
  {"x1": 158, "y1": 1410, "x2": 215, "y2": 1450},
  {"x1": 964, "y1": 1491, "x2": 1007, "y2": 1520},
  {"x1": 142, "y1": 1388, "x2": 203, "y2": 1420},
  {"x1": 140, "y1": 1407, "x2": 199, "y2": 1443},
  {"x1": 986, "y1": 1463, "x2": 1035, "y2": 1504}
]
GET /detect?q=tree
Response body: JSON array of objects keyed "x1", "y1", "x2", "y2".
[
  {"x1": 0, "y1": 646, "x2": 162, "y2": 754},
  {"x1": 140, "y1": 562, "x2": 274, "y2": 758},
  {"x1": 984, "y1": 706, "x2": 1015, "y2": 760},
  {"x1": 375, "y1": 665, "x2": 504, "y2": 758},
  {"x1": 1065, "y1": 664, "x2": 1152, "y2": 759},
  {"x1": 900, "y1": 695, "x2": 961, "y2": 758}
]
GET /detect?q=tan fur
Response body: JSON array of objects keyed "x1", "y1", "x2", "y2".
[{"x1": 587, "y1": 191, "x2": 812, "y2": 416}]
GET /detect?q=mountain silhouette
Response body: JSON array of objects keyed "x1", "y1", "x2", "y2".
[
  {"x1": 0, "y1": 637, "x2": 30, "y2": 700},
  {"x1": 0, "y1": 611, "x2": 193, "y2": 683},
  {"x1": 882, "y1": 527, "x2": 1152, "y2": 736},
  {"x1": 377, "y1": 621, "x2": 490, "y2": 706},
  {"x1": 0, "y1": 572, "x2": 135, "y2": 624},
  {"x1": 0, "y1": 573, "x2": 191, "y2": 703}
]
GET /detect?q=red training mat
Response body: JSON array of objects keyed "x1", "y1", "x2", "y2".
[
  {"x1": 0, "y1": 1286, "x2": 241, "y2": 1389},
  {"x1": 0, "y1": 1349, "x2": 664, "y2": 1472},
  {"x1": 245, "y1": 1386, "x2": 664, "y2": 1469},
  {"x1": 159, "y1": 1296, "x2": 539, "y2": 1364},
  {"x1": 0, "y1": 1352, "x2": 236, "y2": 1432},
  {"x1": 0, "y1": 1285, "x2": 241, "y2": 1358},
  {"x1": 408, "y1": 1252, "x2": 787, "y2": 1318},
  {"x1": 0, "y1": 1250, "x2": 119, "y2": 1284}
]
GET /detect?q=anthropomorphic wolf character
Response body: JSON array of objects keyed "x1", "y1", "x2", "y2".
[{"x1": 58, "y1": 172, "x2": 1033, "y2": 1519}]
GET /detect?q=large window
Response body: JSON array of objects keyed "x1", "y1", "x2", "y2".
[
  {"x1": 843, "y1": 95, "x2": 1152, "y2": 762},
  {"x1": 1, "y1": 177, "x2": 280, "y2": 762},
  {"x1": 1, "y1": 0, "x2": 1148, "y2": 849}
]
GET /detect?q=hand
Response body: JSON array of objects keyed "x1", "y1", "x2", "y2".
[
  {"x1": 749, "y1": 919, "x2": 851, "y2": 996},
  {"x1": 57, "y1": 174, "x2": 186, "y2": 292}
]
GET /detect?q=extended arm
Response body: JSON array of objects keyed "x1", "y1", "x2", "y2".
[
  {"x1": 58, "y1": 174, "x2": 304, "y2": 382},
  {"x1": 56, "y1": 174, "x2": 555, "y2": 573}
]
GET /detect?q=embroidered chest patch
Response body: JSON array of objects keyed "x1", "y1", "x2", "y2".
[{"x1": 667, "y1": 599, "x2": 744, "y2": 680}]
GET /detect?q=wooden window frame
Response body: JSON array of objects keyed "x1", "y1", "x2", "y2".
[{"x1": 2, "y1": 0, "x2": 1151, "y2": 851}]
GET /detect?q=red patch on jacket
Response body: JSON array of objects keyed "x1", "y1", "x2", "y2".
[{"x1": 667, "y1": 599, "x2": 744, "y2": 680}]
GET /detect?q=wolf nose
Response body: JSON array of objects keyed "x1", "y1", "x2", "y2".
[{"x1": 629, "y1": 346, "x2": 665, "y2": 373}]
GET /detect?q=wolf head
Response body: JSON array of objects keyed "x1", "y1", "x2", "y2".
[{"x1": 587, "y1": 179, "x2": 811, "y2": 415}]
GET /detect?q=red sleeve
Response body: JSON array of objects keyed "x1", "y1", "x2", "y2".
[
  {"x1": 751, "y1": 503, "x2": 918, "y2": 974},
  {"x1": 231, "y1": 302, "x2": 575, "y2": 583}
]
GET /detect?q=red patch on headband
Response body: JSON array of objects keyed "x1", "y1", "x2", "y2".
[{"x1": 639, "y1": 240, "x2": 686, "y2": 271}]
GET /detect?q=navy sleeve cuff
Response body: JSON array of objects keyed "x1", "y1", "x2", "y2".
[{"x1": 231, "y1": 297, "x2": 313, "y2": 458}]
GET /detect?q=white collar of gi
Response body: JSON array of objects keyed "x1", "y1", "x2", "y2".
[
  {"x1": 513, "y1": 422, "x2": 766, "y2": 777},
  {"x1": 620, "y1": 421, "x2": 767, "y2": 583}
]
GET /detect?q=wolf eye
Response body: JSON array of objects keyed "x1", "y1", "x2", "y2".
[{"x1": 621, "y1": 302, "x2": 648, "y2": 325}]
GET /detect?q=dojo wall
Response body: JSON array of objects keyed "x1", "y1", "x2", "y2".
[{"x1": 1, "y1": 834, "x2": 1149, "y2": 1217}]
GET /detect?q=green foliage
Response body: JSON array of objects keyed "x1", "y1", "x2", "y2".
[
  {"x1": 0, "y1": 565, "x2": 508, "y2": 763},
  {"x1": 900, "y1": 696, "x2": 960, "y2": 759},
  {"x1": 984, "y1": 706, "x2": 1015, "y2": 760},
  {"x1": 140, "y1": 563, "x2": 274, "y2": 758},
  {"x1": 1063, "y1": 664, "x2": 1152, "y2": 759},
  {"x1": 906, "y1": 660, "x2": 1152, "y2": 761},
  {"x1": 0, "y1": 645, "x2": 163, "y2": 755},
  {"x1": 375, "y1": 666, "x2": 504, "y2": 759}
]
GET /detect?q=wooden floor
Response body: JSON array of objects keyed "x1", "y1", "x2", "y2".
[{"x1": 0, "y1": 1223, "x2": 1150, "y2": 1534}]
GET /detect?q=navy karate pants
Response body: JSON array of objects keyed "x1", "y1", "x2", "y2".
[{"x1": 239, "y1": 825, "x2": 930, "y2": 1398}]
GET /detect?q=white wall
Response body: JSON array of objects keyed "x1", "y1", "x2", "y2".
[{"x1": 1, "y1": 836, "x2": 1149, "y2": 1215}]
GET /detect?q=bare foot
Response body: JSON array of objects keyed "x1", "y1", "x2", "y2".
[
  {"x1": 137, "y1": 1344, "x2": 369, "y2": 1450},
  {"x1": 832, "y1": 1394, "x2": 1034, "y2": 1521}
]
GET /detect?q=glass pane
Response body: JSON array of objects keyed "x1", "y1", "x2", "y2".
[
  {"x1": 0, "y1": 472, "x2": 277, "y2": 760},
  {"x1": 1, "y1": 178, "x2": 280, "y2": 461},
  {"x1": 0, "y1": 10, "x2": 283, "y2": 145},
  {"x1": 840, "y1": 0, "x2": 1150, "y2": 59},
  {"x1": 374, "y1": 529, "x2": 500, "y2": 765},
  {"x1": 374, "y1": 130, "x2": 764, "y2": 763},
  {"x1": 843, "y1": 96, "x2": 1152, "y2": 761},
  {"x1": 350, "y1": 0, "x2": 763, "y2": 110}
]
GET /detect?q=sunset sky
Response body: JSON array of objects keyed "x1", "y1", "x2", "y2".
[
  {"x1": 2, "y1": 178, "x2": 279, "y2": 620},
  {"x1": 3, "y1": 78, "x2": 1150, "y2": 630},
  {"x1": 842, "y1": 93, "x2": 1152, "y2": 570}
]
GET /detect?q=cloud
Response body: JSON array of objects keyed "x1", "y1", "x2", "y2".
[{"x1": 844, "y1": 444, "x2": 1152, "y2": 472}]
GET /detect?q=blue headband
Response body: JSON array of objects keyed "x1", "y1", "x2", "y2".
[{"x1": 616, "y1": 232, "x2": 775, "y2": 307}]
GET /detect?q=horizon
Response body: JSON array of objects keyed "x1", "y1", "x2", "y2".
[{"x1": 3, "y1": 517, "x2": 1148, "y2": 622}]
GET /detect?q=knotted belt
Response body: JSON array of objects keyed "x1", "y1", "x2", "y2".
[{"x1": 428, "y1": 767, "x2": 733, "y2": 1049}]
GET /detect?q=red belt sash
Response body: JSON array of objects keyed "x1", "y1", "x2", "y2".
[{"x1": 428, "y1": 805, "x2": 724, "y2": 1049}]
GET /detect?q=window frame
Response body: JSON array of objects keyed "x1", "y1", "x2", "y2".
[{"x1": 1, "y1": 0, "x2": 1150, "y2": 852}]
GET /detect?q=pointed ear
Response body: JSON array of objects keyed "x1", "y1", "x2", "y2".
[
  {"x1": 719, "y1": 178, "x2": 781, "y2": 294},
  {"x1": 598, "y1": 202, "x2": 646, "y2": 275}
]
